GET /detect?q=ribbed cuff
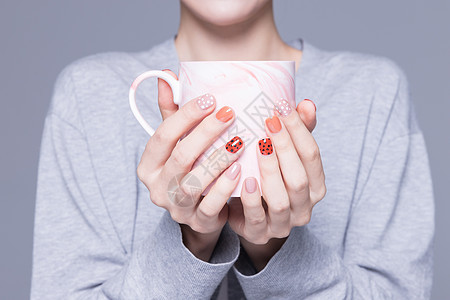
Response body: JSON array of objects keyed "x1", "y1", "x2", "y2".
[
  {"x1": 120, "y1": 210, "x2": 240, "y2": 299},
  {"x1": 232, "y1": 226, "x2": 330, "y2": 299}
]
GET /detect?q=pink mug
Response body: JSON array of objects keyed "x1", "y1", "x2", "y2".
[{"x1": 129, "y1": 61, "x2": 295, "y2": 197}]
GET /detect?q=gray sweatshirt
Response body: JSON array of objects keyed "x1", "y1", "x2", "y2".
[{"x1": 31, "y1": 36, "x2": 434, "y2": 299}]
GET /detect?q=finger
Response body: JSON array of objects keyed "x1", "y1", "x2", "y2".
[
  {"x1": 141, "y1": 93, "x2": 217, "y2": 172},
  {"x1": 265, "y1": 115, "x2": 310, "y2": 211},
  {"x1": 274, "y1": 98, "x2": 325, "y2": 201},
  {"x1": 240, "y1": 177, "x2": 268, "y2": 243},
  {"x1": 257, "y1": 138, "x2": 290, "y2": 237},
  {"x1": 175, "y1": 136, "x2": 244, "y2": 206},
  {"x1": 296, "y1": 99, "x2": 317, "y2": 132},
  {"x1": 163, "y1": 106, "x2": 235, "y2": 175},
  {"x1": 196, "y1": 162, "x2": 241, "y2": 227},
  {"x1": 158, "y1": 69, "x2": 179, "y2": 120}
]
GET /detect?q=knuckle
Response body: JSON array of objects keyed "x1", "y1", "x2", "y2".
[
  {"x1": 247, "y1": 215, "x2": 266, "y2": 226},
  {"x1": 270, "y1": 201, "x2": 290, "y2": 214},
  {"x1": 198, "y1": 203, "x2": 217, "y2": 218},
  {"x1": 293, "y1": 211, "x2": 312, "y2": 227},
  {"x1": 169, "y1": 209, "x2": 184, "y2": 223},
  {"x1": 317, "y1": 185, "x2": 327, "y2": 200},
  {"x1": 136, "y1": 164, "x2": 148, "y2": 182},
  {"x1": 149, "y1": 191, "x2": 165, "y2": 207},
  {"x1": 273, "y1": 228, "x2": 291, "y2": 239},
  {"x1": 151, "y1": 130, "x2": 169, "y2": 146},
  {"x1": 171, "y1": 147, "x2": 193, "y2": 168},
  {"x1": 189, "y1": 223, "x2": 206, "y2": 234},
  {"x1": 179, "y1": 176, "x2": 202, "y2": 199},
  {"x1": 243, "y1": 232, "x2": 269, "y2": 245},
  {"x1": 311, "y1": 184, "x2": 327, "y2": 203},
  {"x1": 254, "y1": 237, "x2": 270, "y2": 245},
  {"x1": 304, "y1": 146, "x2": 321, "y2": 162},
  {"x1": 287, "y1": 177, "x2": 309, "y2": 194}
]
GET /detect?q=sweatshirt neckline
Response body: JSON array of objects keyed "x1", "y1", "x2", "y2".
[{"x1": 167, "y1": 35, "x2": 312, "y2": 76}]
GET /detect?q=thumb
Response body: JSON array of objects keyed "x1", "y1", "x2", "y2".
[
  {"x1": 158, "y1": 69, "x2": 179, "y2": 120},
  {"x1": 296, "y1": 99, "x2": 317, "y2": 132}
]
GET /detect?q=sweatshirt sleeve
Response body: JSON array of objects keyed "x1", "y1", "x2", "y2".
[
  {"x1": 30, "y1": 66, "x2": 240, "y2": 299},
  {"x1": 231, "y1": 63, "x2": 434, "y2": 299}
]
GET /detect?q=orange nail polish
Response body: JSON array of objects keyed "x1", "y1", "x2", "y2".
[
  {"x1": 265, "y1": 115, "x2": 282, "y2": 133},
  {"x1": 226, "y1": 136, "x2": 243, "y2": 153},
  {"x1": 216, "y1": 106, "x2": 233, "y2": 123},
  {"x1": 259, "y1": 138, "x2": 273, "y2": 155}
]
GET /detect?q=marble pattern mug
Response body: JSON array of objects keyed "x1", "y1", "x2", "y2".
[{"x1": 129, "y1": 60, "x2": 295, "y2": 197}]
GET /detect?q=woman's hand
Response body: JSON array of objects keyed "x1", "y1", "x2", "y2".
[
  {"x1": 137, "y1": 70, "x2": 245, "y2": 262},
  {"x1": 228, "y1": 99, "x2": 325, "y2": 271}
]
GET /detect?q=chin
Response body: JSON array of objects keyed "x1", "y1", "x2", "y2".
[{"x1": 180, "y1": 0, "x2": 271, "y2": 27}]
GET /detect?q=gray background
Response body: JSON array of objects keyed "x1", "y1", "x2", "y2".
[{"x1": 1, "y1": 0, "x2": 448, "y2": 299}]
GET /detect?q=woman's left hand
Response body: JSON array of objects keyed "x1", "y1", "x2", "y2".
[{"x1": 228, "y1": 99, "x2": 326, "y2": 271}]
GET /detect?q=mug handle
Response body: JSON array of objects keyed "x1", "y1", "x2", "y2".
[{"x1": 129, "y1": 70, "x2": 181, "y2": 136}]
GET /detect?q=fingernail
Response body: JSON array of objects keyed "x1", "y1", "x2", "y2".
[
  {"x1": 304, "y1": 99, "x2": 316, "y2": 112},
  {"x1": 245, "y1": 177, "x2": 257, "y2": 193},
  {"x1": 226, "y1": 162, "x2": 241, "y2": 180},
  {"x1": 216, "y1": 106, "x2": 234, "y2": 122},
  {"x1": 258, "y1": 138, "x2": 273, "y2": 155},
  {"x1": 196, "y1": 93, "x2": 215, "y2": 110},
  {"x1": 265, "y1": 115, "x2": 282, "y2": 133},
  {"x1": 226, "y1": 136, "x2": 243, "y2": 153},
  {"x1": 275, "y1": 98, "x2": 292, "y2": 116}
]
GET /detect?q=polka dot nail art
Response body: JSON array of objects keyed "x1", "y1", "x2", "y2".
[
  {"x1": 274, "y1": 98, "x2": 292, "y2": 116},
  {"x1": 258, "y1": 138, "x2": 273, "y2": 155},
  {"x1": 226, "y1": 136, "x2": 243, "y2": 153},
  {"x1": 196, "y1": 93, "x2": 215, "y2": 110}
]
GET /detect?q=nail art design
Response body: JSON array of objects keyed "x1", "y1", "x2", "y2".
[
  {"x1": 226, "y1": 136, "x2": 243, "y2": 153},
  {"x1": 226, "y1": 162, "x2": 241, "y2": 180},
  {"x1": 245, "y1": 177, "x2": 257, "y2": 193},
  {"x1": 275, "y1": 98, "x2": 292, "y2": 116},
  {"x1": 265, "y1": 115, "x2": 282, "y2": 133},
  {"x1": 196, "y1": 93, "x2": 215, "y2": 110},
  {"x1": 216, "y1": 106, "x2": 233, "y2": 123},
  {"x1": 258, "y1": 138, "x2": 273, "y2": 155}
]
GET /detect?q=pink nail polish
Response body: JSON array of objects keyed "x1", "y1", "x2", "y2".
[
  {"x1": 304, "y1": 99, "x2": 316, "y2": 112},
  {"x1": 196, "y1": 93, "x2": 215, "y2": 110},
  {"x1": 226, "y1": 162, "x2": 241, "y2": 180},
  {"x1": 275, "y1": 98, "x2": 292, "y2": 116},
  {"x1": 245, "y1": 177, "x2": 257, "y2": 193}
]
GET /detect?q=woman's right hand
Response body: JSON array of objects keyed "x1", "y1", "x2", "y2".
[{"x1": 137, "y1": 70, "x2": 245, "y2": 261}]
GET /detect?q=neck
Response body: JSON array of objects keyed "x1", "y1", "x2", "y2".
[{"x1": 174, "y1": 2, "x2": 302, "y2": 71}]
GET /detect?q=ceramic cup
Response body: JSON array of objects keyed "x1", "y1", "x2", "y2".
[{"x1": 129, "y1": 61, "x2": 295, "y2": 197}]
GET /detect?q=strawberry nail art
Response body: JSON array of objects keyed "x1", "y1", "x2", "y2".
[
  {"x1": 226, "y1": 136, "x2": 243, "y2": 153},
  {"x1": 196, "y1": 93, "x2": 215, "y2": 110},
  {"x1": 259, "y1": 138, "x2": 273, "y2": 155},
  {"x1": 275, "y1": 98, "x2": 292, "y2": 116}
]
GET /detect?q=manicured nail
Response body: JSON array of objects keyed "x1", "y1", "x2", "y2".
[
  {"x1": 196, "y1": 93, "x2": 215, "y2": 110},
  {"x1": 275, "y1": 98, "x2": 292, "y2": 116},
  {"x1": 245, "y1": 177, "x2": 257, "y2": 193},
  {"x1": 216, "y1": 106, "x2": 234, "y2": 122},
  {"x1": 226, "y1": 136, "x2": 243, "y2": 153},
  {"x1": 226, "y1": 162, "x2": 241, "y2": 180},
  {"x1": 304, "y1": 99, "x2": 316, "y2": 112},
  {"x1": 265, "y1": 115, "x2": 282, "y2": 133},
  {"x1": 258, "y1": 138, "x2": 273, "y2": 155}
]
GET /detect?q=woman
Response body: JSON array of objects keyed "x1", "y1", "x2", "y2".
[{"x1": 31, "y1": 0, "x2": 434, "y2": 299}]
